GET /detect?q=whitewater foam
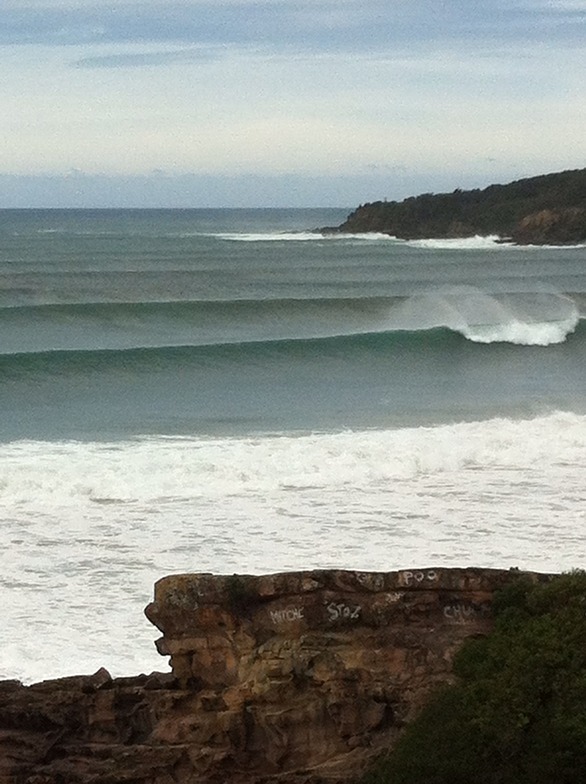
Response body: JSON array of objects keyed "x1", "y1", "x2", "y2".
[
  {"x1": 463, "y1": 317, "x2": 579, "y2": 345},
  {"x1": 515, "y1": 242, "x2": 586, "y2": 250},
  {"x1": 215, "y1": 232, "x2": 586, "y2": 249},
  {"x1": 406, "y1": 235, "x2": 586, "y2": 251},
  {"x1": 2, "y1": 412, "x2": 586, "y2": 682},
  {"x1": 213, "y1": 231, "x2": 395, "y2": 242},
  {"x1": 407, "y1": 235, "x2": 503, "y2": 250}
]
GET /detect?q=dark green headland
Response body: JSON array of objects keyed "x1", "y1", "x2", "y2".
[{"x1": 326, "y1": 167, "x2": 586, "y2": 244}]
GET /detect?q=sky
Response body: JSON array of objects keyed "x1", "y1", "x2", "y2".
[{"x1": 1, "y1": 0, "x2": 585, "y2": 207}]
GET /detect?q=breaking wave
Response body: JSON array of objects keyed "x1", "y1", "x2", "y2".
[
  {"x1": 387, "y1": 288, "x2": 580, "y2": 345},
  {"x1": 0, "y1": 289, "x2": 581, "y2": 364},
  {"x1": 212, "y1": 231, "x2": 395, "y2": 242},
  {"x1": 407, "y1": 235, "x2": 503, "y2": 250}
]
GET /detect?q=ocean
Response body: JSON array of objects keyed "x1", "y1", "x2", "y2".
[{"x1": 1, "y1": 207, "x2": 585, "y2": 683}]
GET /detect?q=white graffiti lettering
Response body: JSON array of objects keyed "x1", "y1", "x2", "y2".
[
  {"x1": 443, "y1": 604, "x2": 476, "y2": 621},
  {"x1": 400, "y1": 570, "x2": 438, "y2": 586},
  {"x1": 326, "y1": 602, "x2": 362, "y2": 622},
  {"x1": 356, "y1": 573, "x2": 385, "y2": 591},
  {"x1": 269, "y1": 607, "x2": 305, "y2": 624}
]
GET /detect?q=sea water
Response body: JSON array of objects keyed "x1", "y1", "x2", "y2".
[{"x1": 1, "y1": 208, "x2": 585, "y2": 682}]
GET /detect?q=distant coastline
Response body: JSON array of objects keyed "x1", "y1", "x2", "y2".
[{"x1": 325, "y1": 167, "x2": 586, "y2": 245}]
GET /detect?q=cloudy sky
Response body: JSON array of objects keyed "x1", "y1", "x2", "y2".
[{"x1": 1, "y1": 0, "x2": 585, "y2": 206}]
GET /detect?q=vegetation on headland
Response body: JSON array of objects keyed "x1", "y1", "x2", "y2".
[
  {"x1": 360, "y1": 571, "x2": 586, "y2": 784},
  {"x1": 332, "y1": 168, "x2": 586, "y2": 244}
]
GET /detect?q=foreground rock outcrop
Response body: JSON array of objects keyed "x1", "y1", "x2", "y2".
[{"x1": 0, "y1": 567, "x2": 553, "y2": 784}]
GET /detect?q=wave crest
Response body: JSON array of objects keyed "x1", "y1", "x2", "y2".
[
  {"x1": 407, "y1": 235, "x2": 502, "y2": 250},
  {"x1": 463, "y1": 318, "x2": 578, "y2": 345},
  {"x1": 212, "y1": 231, "x2": 395, "y2": 242},
  {"x1": 388, "y1": 287, "x2": 580, "y2": 346}
]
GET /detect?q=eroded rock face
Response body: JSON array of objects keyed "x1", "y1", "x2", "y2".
[
  {"x1": 0, "y1": 568, "x2": 552, "y2": 784},
  {"x1": 510, "y1": 207, "x2": 586, "y2": 245}
]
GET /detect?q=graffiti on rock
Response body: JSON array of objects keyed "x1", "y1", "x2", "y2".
[
  {"x1": 269, "y1": 607, "x2": 305, "y2": 624},
  {"x1": 326, "y1": 602, "x2": 362, "y2": 622},
  {"x1": 400, "y1": 570, "x2": 438, "y2": 586},
  {"x1": 443, "y1": 604, "x2": 477, "y2": 622}
]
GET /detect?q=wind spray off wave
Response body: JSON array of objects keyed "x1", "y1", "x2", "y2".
[{"x1": 388, "y1": 287, "x2": 580, "y2": 345}]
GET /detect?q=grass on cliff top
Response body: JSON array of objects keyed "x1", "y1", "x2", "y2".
[{"x1": 361, "y1": 571, "x2": 586, "y2": 784}]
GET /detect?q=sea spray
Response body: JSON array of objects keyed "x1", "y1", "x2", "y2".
[{"x1": 388, "y1": 287, "x2": 580, "y2": 345}]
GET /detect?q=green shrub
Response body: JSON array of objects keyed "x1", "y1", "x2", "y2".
[{"x1": 360, "y1": 572, "x2": 586, "y2": 784}]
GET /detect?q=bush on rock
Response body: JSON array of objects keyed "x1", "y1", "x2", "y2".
[{"x1": 361, "y1": 571, "x2": 586, "y2": 784}]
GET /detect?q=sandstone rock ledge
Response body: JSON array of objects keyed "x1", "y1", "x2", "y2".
[{"x1": 0, "y1": 567, "x2": 552, "y2": 784}]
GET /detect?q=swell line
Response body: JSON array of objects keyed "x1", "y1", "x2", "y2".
[
  {"x1": 0, "y1": 295, "x2": 394, "y2": 315},
  {"x1": 1, "y1": 322, "x2": 585, "y2": 379},
  {"x1": 0, "y1": 329, "x2": 463, "y2": 372}
]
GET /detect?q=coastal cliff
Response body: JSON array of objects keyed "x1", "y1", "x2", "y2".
[
  {"x1": 330, "y1": 167, "x2": 586, "y2": 244},
  {"x1": 0, "y1": 567, "x2": 552, "y2": 784}
]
